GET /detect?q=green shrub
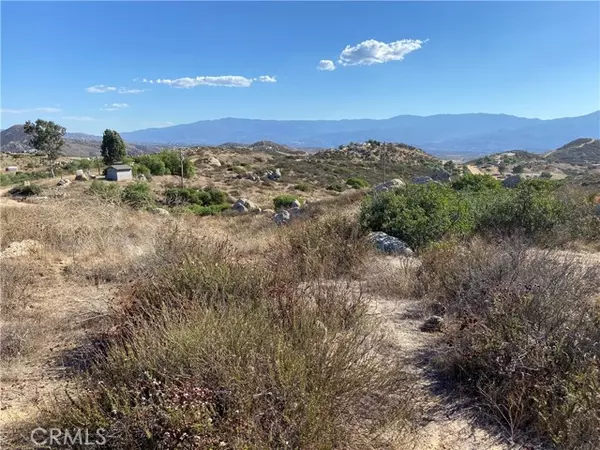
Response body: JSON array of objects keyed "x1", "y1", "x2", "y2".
[
  {"x1": 540, "y1": 171, "x2": 553, "y2": 179},
  {"x1": 345, "y1": 177, "x2": 370, "y2": 189},
  {"x1": 0, "y1": 171, "x2": 50, "y2": 187},
  {"x1": 294, "y1": 183, "x2": 311, "y2": 192},
  {"x1": 451, "y1": 174, "x2": 500, "y2": 192},
  {"x1": 89, "y1": 180, "x2": 122, "y2": 201},
  {"x1": 8, "y1": 183, "x2": 43, "y2": 197},
  {"x1": 121, "y1": 182, "x2": 155, "y2": 209},
  {"x1": 326, "y1": 183, "x2": 345, "y2": 192},
  {"x1": 273, "y1": 194, "x2": 299, "y2": 209},
  {"x1": 360, "y1": 184, "x2": 474, "y2": 249},
  {"x1": 132, "y1": 164, "x2": 151, "y2": 178},
  {"x1": 165, "y1": 187, "x2": 228, "y2": 207},
  {"x1": 133, "y1": 151, "x2": 194, "y2": 178},
  {"x1": 475, "y1": 182, "x2": 567, "y2": 236}
]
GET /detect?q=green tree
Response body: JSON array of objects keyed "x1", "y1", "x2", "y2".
[
  {"x1": 513, "y1": 165, "x2": 525, "y2": 174},
  {"x1": 23, "y1": 119, "x2": 66, "y2": 177},
  {"x1": 101, "y1": 129, "x2": 127, "y2": 165}
]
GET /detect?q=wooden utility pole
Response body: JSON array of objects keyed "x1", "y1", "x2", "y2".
[{"x1": 179, "y1": 147, "x2": 184, "y2": 188}]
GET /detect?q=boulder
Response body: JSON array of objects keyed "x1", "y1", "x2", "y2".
[
  {"x1": 432, "y1": 169, "x2": 451, "y2": 182},
  {"x1": 273, "y1": 210, "x2": 291, "y2": 225},
  {"x1": 267, "y1": 168, "x2": 282, "y2": 181},
  {"x1": 291, "y1": 199, "x2": 301, "y2": 208},
  {"x1": 374, "y1": 178, "x2": 405, "y2": 193},
  {"x1": 368, "y1": 232, "x2": 413, "y2": 256},
  {"x1": 207, "y1": 157, "x2": 221, "y2": 167},
  {"x1": 262, "y1": 209, "x2": 275, "y2": 215},
  {"x1": 136, "y1": 174, "x2": 147, "y2": 181},
  {"x1": 502, "y1": 175, "x2": 523, "y2": 188},
  {"x1": 75, "y1": 169, "x2": 89, "y2": 181},
  {"x1": 151, "y1": 207, "x2": 170, "y2": 216},
  {"x1": 413, "y1": 176, "x2": 434, "y2": 185},
  {"x1": 232, "y1": 198, "x2": 260, "y2": 213},
  {"x1": 57, "y1": 178, "x2": 71, "y2": 187},
  {"x1": 421, "y1": 316, "x2": 444, "y2": 333}
]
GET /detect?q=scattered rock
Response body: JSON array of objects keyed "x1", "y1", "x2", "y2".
[
  {"x1": 273, "y1": 210, "x2": 291, "y2": 225},
  {"x1": 57, "y1": 178, "x2": 71, "y2": 187},
  {"x1": 207, "y1": 156, "x2": 221, "y2": 167},
  {"x1": 262, "y1": 209, "x2": 275, "y2": 215},
  {"x1": 151, "y1": 207, "x2": 170, "y2": 216},
  {"x1": 421, "y1": 316, "x2": 444, "y2": 332},
  {"x1": 232, "y1": 198, "x2": 261, "y2": 213},
  {"x1": 431, "y1": 169, "x2": 451, "y2": 182},
  {"x1": 75, "y1": 169, "x2": 89, "y2": 181},
  {"x1": 136, "y1": 174, "x2": 147, "y2": 181},
  {"x1": 374, "y1": 178, "x2": 405, "y2": 193},
  {"x1": 0, "y1": 239, "x2": 42, "y2": 259},
  {"x1": 291, "y1": 199, "x2": 301, "y2": 208},
  {"x1": 265, "y1": 168, "x2": 282, "y2": 181},
  {"x1": 368, "y1": 232, "x2": 413, "y2": 256},
  {"x1": 413, "y1": 176, "x2": 434, "y2": 185}
]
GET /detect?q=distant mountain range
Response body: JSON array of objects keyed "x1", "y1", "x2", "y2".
[
  {"x1": 117, "y1": 111, "x2": 600, "y2": 155},
  {"x1": 2, "y1": 111, "x2": 598, "y2": 157}
]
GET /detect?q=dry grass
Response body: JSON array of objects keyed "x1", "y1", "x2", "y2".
[{"x1": 1, "y1": 191, "x2": 419, "y2": 449}]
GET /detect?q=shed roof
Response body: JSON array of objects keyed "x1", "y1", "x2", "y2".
[{"x1": 108, "y1": 164, "x2": 132, "y2": 171}]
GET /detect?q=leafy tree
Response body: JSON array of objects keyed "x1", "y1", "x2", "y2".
[
  {"x1": 101, "y1": 129, "x2": 127, "y2": 165},
  {"x1": 498, "y1": 163, "x2": 507, "y2": 174},
  {"x1": 23, "y1": 119, "x2": 66, "y2": 177},
  {"x1": 513, "y1": 165, "x2": 525, "y2": 174}
]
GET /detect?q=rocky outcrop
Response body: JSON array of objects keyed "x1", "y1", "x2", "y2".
[{"x1": 368, "y1": 232, "x2": 413, "y2": 256}]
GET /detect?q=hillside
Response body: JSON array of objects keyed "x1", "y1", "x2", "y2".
[
  {"x1": 545, "y1": 138, "x2": 600, "y2": 165},
  {"x1": 0, "y1": 125, "x2": 161, "y2": 156},
  {"x1": 118, "y1": 111, "x2": 600, "y2": 154},
  {"x1": 314, "y1": 140, "x2": 436, "y2": 164}
]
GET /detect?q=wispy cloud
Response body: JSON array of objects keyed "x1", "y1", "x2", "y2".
[
  {"x1": 86, "y1": 85, "x2": 145, "y2": 94},
  {"x1": 317, "y1": 60, "x2": 336, "y2": 71},
  {"x1": 1, "y1": 107, "x2": 62, "y2": 114},
  {"x1": 61, "y1": 116, "x2": 96, "y2": 121},
  {"x1": 101, "y1": 103, "x2": 130, "y2": 111},
  {"x1": 142, "y1": 75, "x2": 276, "y2": 88},
  {"x1": 86, "y1": 85, "x2": 117, "y2": 93},
  {"x1": 337, "y1": 39, "x2": 426, "y2": 66},
  {"x1": 118, "y1": 88, "x2": 145, "y2": 94}
]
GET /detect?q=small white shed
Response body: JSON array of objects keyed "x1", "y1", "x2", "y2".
[{"x1": 106, "y1": 164, "x2": 133, "y2": 181}]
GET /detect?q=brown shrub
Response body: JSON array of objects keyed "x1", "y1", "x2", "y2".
[{"x1": 417, "y1": 238, "x2": 600, "y2": 448}]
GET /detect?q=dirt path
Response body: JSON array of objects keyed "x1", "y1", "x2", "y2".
[{"x1": 367, "y1": 256, "x2": 515, "y2": 450}]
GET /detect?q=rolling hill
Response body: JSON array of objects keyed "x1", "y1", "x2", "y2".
[
  {"x1": 0, "y1": 125, "x2": 161, "y2": 156},
  {"x1": 545, "y1": 138, "x2": 600, "y2": 165}
]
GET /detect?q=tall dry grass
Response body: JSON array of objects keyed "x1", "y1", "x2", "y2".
[{"x1": 13, "y1": 205, "x2": 419, "y2": 449}]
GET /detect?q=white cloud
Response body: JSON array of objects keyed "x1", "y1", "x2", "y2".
[
  {"x1": 337, "y1": 39, "x2": 426, "y2": 66},
  {"x1": 101, "y1": 103, "x2": 130, "y2": 111},
  {"x1": 255, "y1": 75, "x2": 277, "y2": 83},
  {"x1": 61, "y1": 116, "x2": 96, "y2": 121},
  {"x1": 143, "y1": 75, "x2": 276, "y2": 88},
  {"x1": 85, "y1": 85, "x2": 117, "y2": 93},
  {"x1": 317, "y1": 60, "x2": 336, "y2": 71}
]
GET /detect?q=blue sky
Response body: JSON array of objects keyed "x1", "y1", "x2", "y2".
[{"x1": 1, "y1": 1, "x2": 599, "y2": 135}]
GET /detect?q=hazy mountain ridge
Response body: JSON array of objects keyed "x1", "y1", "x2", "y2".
[
  {"x1": 118, "y1": 111, "x2": 600, "y2": 154},
  {"x1": 0, "y1": 125, "x2": 161, "y2": 156}
]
